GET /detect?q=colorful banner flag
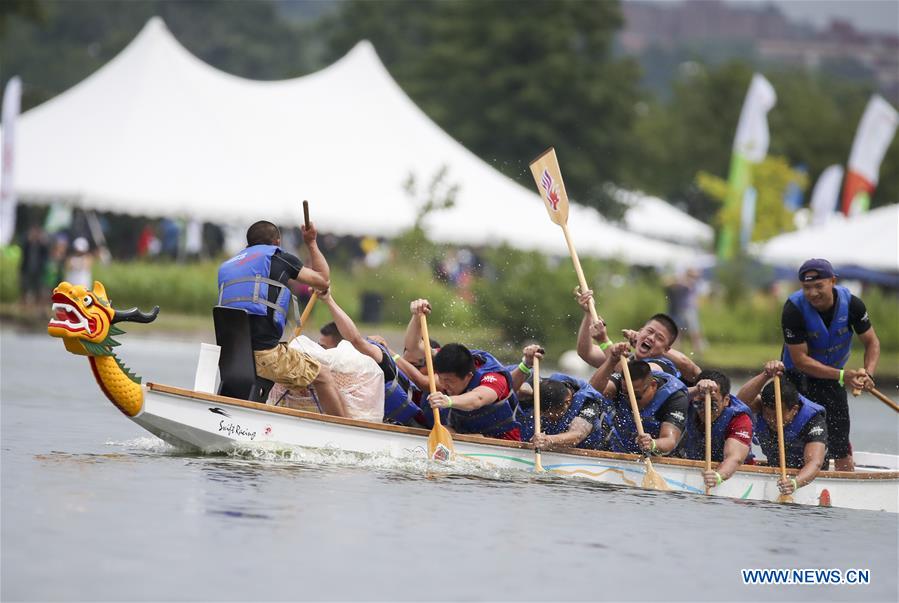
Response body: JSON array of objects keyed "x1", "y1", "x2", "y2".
[
  {"x1": 841, "y1": 95, "x2": 898, "y2": 216},
  {"x1": 717, "y1": 74, "x2": 776, "y2": 259},
  {"x1": 809, "y1": 164, "x2": 844, "y2": 226},
  {"x1": 1, "y1": 76, "x2": 22, "y2": 246}
]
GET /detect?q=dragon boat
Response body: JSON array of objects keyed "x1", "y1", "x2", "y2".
[{"x1": 48, "y1": 281, "x2": 899, "y2": 513}]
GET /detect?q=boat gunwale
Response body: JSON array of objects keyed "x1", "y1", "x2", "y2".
[{"x1": 147, "y1": 382, "x2": 899, "y2": 481}]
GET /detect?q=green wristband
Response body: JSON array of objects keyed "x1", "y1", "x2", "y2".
[
  {"x1": 392, "y1": 353, "x2": 401, "y2": 362},
  {"x1": 447, "y1": 396, "x2": 453, "y2": 408},
  {"x1": 518, "y1": 361, "x2": 532, "y2": 375},
  {"x1": 599, "y1": 340, "x2": 613, "y2": 351},
  {"x1": 791, "y1": 477, "x2": 798, "y2": 491},
  {"x1": 714, "y1": 471, "x2": 723, "y2": 486},
  {"x1": 650, "y1": 439, "x2": 657, "y2": 454},
  {"x1": 838, "y1": 369, "x2": 844, "y2": 387}
]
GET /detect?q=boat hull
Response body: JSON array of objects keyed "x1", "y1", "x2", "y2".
[{"x1": 135, "y1": 383, "x2": 899, "y2": 513}]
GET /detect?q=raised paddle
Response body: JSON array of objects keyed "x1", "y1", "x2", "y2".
[
  {"x1": 704, "y1": 390, "x2": 712, "y2": 495},
  {"x1": 866, "y1": 386, "x2": 899, "y2": 413},
  {"x1": 774, "y1": 375, "x2": 793, "y2": 504},
  {"x1": 293, "y1": 200, "x2": 318, "y2": 337},
  {"x1": 529, "y1": 148, "x2": 600, "y2": 325},
  {"x1": 532, "y1": 356, "x2": 545, "y2": 473},
  {"x1": 421, "y1": 313, "x2": 454, "y2": 461},
  {"x1": 619, "y1": 358, "x2": 669, "y2": 491}
]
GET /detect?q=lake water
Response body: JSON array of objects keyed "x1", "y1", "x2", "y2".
[{"x1": 2, "y1": 330, "x2": 897, "y2": 602}]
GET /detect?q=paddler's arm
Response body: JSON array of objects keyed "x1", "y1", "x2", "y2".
[
  {"x1": 719, "y1": 437, "x2": 751, "y2": 481},
  {"x1": 575, "y1": 289, "x2": 607, "y2": 368},
  {"x1": 637, "y1": 423, "x2": 681, "y2": 455},
  {"x1": 778, "y1": 441, "x2": 826, "y2": 496},
  {"x1": 736, "y1": 360, "x2": 783, "y2": 414},
  {"x1": 428, "y1": 385, "x2": 498, "y2": 412},
  {"x1": 589, "y1": 342, "x2": 627, "y2": 394},
  {"x1": 785, "y1": 342, "x2": 868, "y2": 387},
  {"x1": 301, "y1": 222, "x2": 330, "y2": 282},
  {"x1": 402, "y1": 299, "x2": 431, "y2": 366},
  {"x1": 319, "y1": 291, "x2": 382, "y2": 362},
  {"x1": 532, "y1": 417, "x2": 592, "y2": 450},
  {"x1": 662, "y1": 348, "x2": 701, "y2": 382},
  {"x1": 858, "y1": 327, "x2": 880, "y2": 390},
  {"x1": 511, "y1": 344, "x2": 544, "y2": 391},
  {"x1": 395, "y1": 354, "x2": 431, "y2": 390}
]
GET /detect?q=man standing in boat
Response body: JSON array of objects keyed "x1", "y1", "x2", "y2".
[
  {"x1": 217, "y1": 220, "x2": 347, "y2": 417},
  {"x1": 574, "y1": 289, "x2": 701, "y2": 383},
  {"x1": 738, "y1": 362, "x2": 827, "y2": 497},
  {"x1": 318, "y1": 290, "x2": 423, "y2": 426},
  {"x1": 589, "y1": 349, "x2": 690, "y2": 456},
  {"x1": 781, "y1": 258, "x2": 880, "y2": 471},
  {"x1": 680, "y1": 370, "x2": 754, "y2": 491}
]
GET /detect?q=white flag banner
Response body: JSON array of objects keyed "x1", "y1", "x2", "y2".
[
  {"x1": 733, "y1": 73, "x2": 777, "y2": 163},
  {"x1": 1, "y1": 76, "x2": 22, "y2": 246},
  {"x1": 847, "y1": 95, "x2": 898, "y2": 186},
  {"x1": 810, "y1": 165, "x2": 844, "y2": 226}
]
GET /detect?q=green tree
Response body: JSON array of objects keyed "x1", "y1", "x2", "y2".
[{"x1": 321, "y1": 0, "x2": 641, "y2": 215}]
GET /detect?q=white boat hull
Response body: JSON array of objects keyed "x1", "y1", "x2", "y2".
[{"x1": 135, "y1": 383, "x2": 899, "y2": 514}]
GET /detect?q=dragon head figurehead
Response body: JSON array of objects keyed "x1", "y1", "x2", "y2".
[
  {"x1": 48, "y1": 281, "x2": 160, "y2": 417},
  {"x1": 49, "y1": 280, "x2": 159, "y2": 354}
]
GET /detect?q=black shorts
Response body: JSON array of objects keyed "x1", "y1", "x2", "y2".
[{"x1": 785, "y1": 370, "x2": 850, "y2": 459}]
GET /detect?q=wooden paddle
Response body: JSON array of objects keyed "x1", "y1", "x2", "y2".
[
  {"x1": 704, "y1": 390, "x2": 712, "y2": 495},
  {"x1": 529, "y1": 148, "x2": 600, "y2": 325},
  {"x1": 773, "y1": 375, "x2": 793, "y2": 504},
  {"x1": 619, "y1": 358, "x2": 669, "y2": 491},
  {"x1": 293, "y1": 200, "x2": 318, "y2": 337},
  {"x1": 532, "y1": 356, "x2": 545, "y2": 472},
  {"x1": 866, "y1": 386, "x2": 899, "y2": 413},
  {"x1": 531, "y1": 148, "x2": 664, "y2": 490},
  {"x1": 421, "y1": 313, "x2": 454, "y2": 461}
]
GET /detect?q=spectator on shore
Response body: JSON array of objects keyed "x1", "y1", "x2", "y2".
[
  {"x1": 19, "y1": 224, "x2": 49, "y2": 309},
  {"x1": 64, "y1": 237, "x2": 94, "y2": 288}
]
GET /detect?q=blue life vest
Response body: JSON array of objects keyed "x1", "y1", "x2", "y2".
[
  {"x1": 755, "y1": 395, "x2": 826, "y2": 468},
  {"x1": 782, "y1": 285, "x2": 853, "y2": 370},
  {"x1": 519, "y1": 372, "x2": 605, "y2": 449},
  {"x1": 683, "y1": 395, "x2": 754, "y2": 463},
  {"x1": 597, "y1": 371, "x2": 687, "y2": 454},
  {"x1": 368, "y1": 340, "x2": 422, "y2": 425},
  {"x1": 217, "y1": 245, "x2": 292, "y2": 334},
  {"x1": 447, "y1": 350, "x2": 521, "y2": 438},
  {"x1": 641, "y1": 355, "x2": 681, "y2": 380}
]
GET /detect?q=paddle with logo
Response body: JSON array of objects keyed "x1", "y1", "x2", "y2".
[
  {"x1": 704, "y1": 390, "x2": 713, "y2": 495},
  {"x1": 529, "y1": 147, "x2": 667, "y2": 491},
  {"x1": 532, "y1": 355, "x2": 545, "y2": 473},
  {"x1": 294, "y1": 200, "x2": 318, "y2": 337},
  {"x1": 774, "y1": 375, "x2": 794, "y2": 504},
  {"x1": 420, "y1": 313, "x2": 454, "y2": 461}
]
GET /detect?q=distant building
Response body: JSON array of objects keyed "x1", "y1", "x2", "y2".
[{"x1": 620, "y1": 1, "x2": 898, "y2": 102}]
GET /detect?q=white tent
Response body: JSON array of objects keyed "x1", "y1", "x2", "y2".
[
  {"x1": 614, "y1": 188, "x2": 713, "y2": 248},
  {"x1": 13, "y1": 17, "x2": 709, "y2": 268},
  {"x1": 752, "y1": 204, "x2": 899, "y2": 273}
]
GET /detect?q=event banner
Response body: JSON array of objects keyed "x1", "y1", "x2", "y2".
[
  {"x1": 1, "y1": 76, "x2": 22, "y2": 246},
  {"x1": 841, "y1": 95, "x2": 898, "y2": 216}
]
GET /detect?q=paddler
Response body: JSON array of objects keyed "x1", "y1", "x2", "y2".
[
  {"x1": 781, "y1": 258, "x2": 880, "y2": 471},
  {"x1": 427, "y1": 342, "x2": 522, "y2": 441},
  {"x1": 589, "y1": 349, "x2": 689, "y2": 456},
  {"x1": 514, "y1": 344, "x2": 606, "y2": 450},
  {"x1": 738, "y1": 361, "x2": 828, "y2": 497},
  {"x1": 318, "y1": 290, "x2": 423, "y2": 426},
  {"x1": 680, "y1": 370, "x2": 754, "y2": 491},
  {"x1": 574, "y1": 289, "x2": 701, "y2": 383}
]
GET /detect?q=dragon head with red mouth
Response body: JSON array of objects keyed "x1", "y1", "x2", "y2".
[{"x1": 48, "y1": 281, "x2": 158, "y2": 356}]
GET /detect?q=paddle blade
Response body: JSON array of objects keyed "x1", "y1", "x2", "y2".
[
  {"x1": 534, "y1": 451, "x2": 545, "y2": 473},
  {"x1": 529, "y1": 147, "x2": 570, "y2": 226},
  {"x1": 428, "y1": 423, "x2": 455, "y2": 461},
  {"x1": 777, "y1": 493, "x2": 794, "y2": 504},
  {"x1": 641, "y1": 458, "x2": 670, "y2": 491}
]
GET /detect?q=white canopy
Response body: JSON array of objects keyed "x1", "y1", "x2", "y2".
[
  {"x1": 752, "y1": 204, "x2": 899, "y2": 273},
  {"x1": 14, "y1": 17, "x2": 709, "y2": 268},
  {"x1": 614, "y1": 188, "x2": 713, "y2": 247}
]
